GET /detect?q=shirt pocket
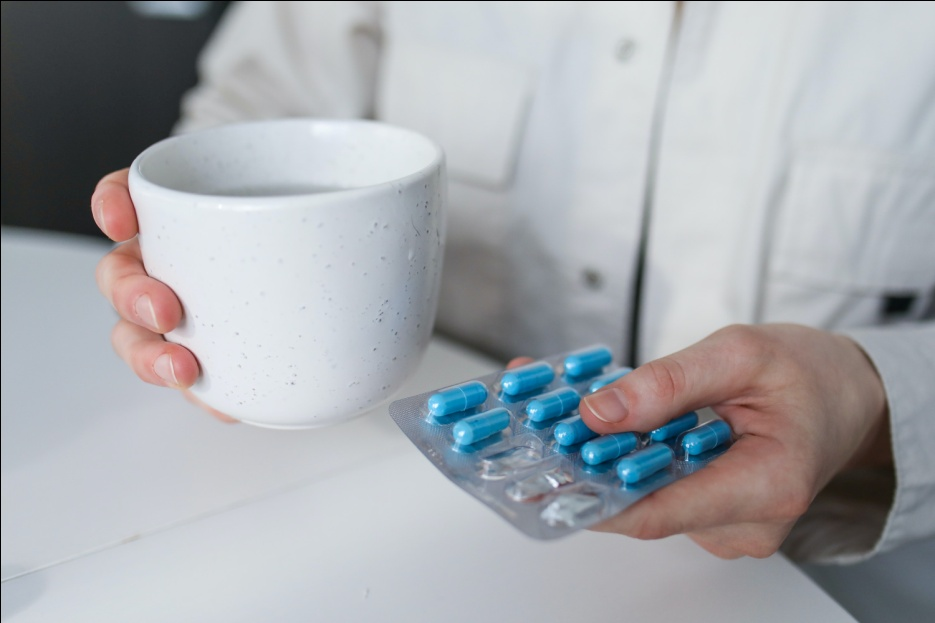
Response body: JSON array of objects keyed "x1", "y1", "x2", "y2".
[
  {"x1": 375, "y1": 38, "x2": 534, "y2": 189},
  {"x1": 769, "y1": 145, "x2": 935, "y2": 297}
]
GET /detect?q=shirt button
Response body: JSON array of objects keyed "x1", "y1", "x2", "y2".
[
  {"x1": 582, "y1": 268, "x2": 604, "y2": 290},
  {"x1": 615, "y1": 38, "x2": 637, "y2": 62}
]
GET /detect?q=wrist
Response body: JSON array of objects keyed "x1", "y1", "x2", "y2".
[{"x1": 839, "y1": 334, "x2": 892, "y2": 469}]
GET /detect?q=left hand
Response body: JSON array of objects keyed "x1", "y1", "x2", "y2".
[
  {"x1": 511, "y1": 323, "x2": 891, "y2": 558},
  {"x1": 92, "y1": 169, "x2": 237, "y2": 423}
]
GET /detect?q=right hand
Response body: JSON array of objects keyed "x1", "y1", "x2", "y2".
[{"x1": 92, "y1": 169, "x2": 236, "y2": 422}]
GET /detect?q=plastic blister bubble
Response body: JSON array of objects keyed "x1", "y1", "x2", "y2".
[
  {"x1": 389, "y1": 344, "x2": 733, "y2": 540},
  {"x1": 505, "y1": 466, "x2": 574, "y2": 503},
  {"x1": 540, "y1": 490, "x2": 604, "y2": 528}
]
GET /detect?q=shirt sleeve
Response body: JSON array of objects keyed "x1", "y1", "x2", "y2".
[
  {"x1": 174, "y1": 1, "x2": 382, "y2": 134},
  {"x1": 783, "y1": 321, "x2": 935, "y2": 564}
]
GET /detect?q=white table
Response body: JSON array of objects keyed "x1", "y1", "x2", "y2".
[{"x1": 0, "y1": 227, "x2": 861, "y2": 622}]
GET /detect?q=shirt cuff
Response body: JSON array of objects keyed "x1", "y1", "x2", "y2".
[{"x1": 783, "y1": 323, "x2": 935, "y2": 564}]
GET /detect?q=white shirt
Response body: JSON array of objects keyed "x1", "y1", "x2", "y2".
[{"x1": 175, "y1": 1, "x2": 935, "y2": 562}]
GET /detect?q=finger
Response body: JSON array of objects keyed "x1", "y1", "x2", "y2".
[
  {"x1": 589, "y1": 521, "x2": 747, "y2": 560},
  {"x1": 579, "y1": 324, "x2": 767, "y2": 433},
  {"x1": 506, "y1": 356, "x2": 535, "y2": 370},
  {"x1": 96, "y1": 238, "x2": 183, "y2": 333},
  {"x1": 688, "y1": 523, "x2": 792, "y2": 559},
  {"x1": 91, "y1": 168, "x2": 138, "y2": 241},
  {"x1": 111, "y1": 320, "x2": 199, "y2": 388},
  {"x1": 182, "y1": 390, "x2": 240, "y2": 424},
  {"x1": 687, "y1": 532, "x2": 746, "y2": 560},
  {"x1": 592, "y1": 435, "x2": 810, "y2": 541}
]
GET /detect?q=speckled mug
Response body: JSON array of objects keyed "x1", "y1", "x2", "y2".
[{"x1": 129, "y1": 119, "x2": 446, "y2": 428}]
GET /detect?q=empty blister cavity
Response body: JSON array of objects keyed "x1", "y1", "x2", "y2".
[
  {"x1": 553, "y1": 415, "x2": 599, "y2": 446},
  {"x1": 525, "y1": 387, "x2": 580, "y2": 423},
  {"x1": 649, "y1": 411, "x2": 699, "y2": 443},
  {"x1": 427, "y1": 380, "x2": 488, "y2": 417},
  {"x1": 506, "y1": 468, "x2": 574, "y2": 502},
  {"x1": 453, "y1": 407, "x2": 511, "y2": 446},
  {"x1": 580, "y1": 432, "x2": 639, "y2": 465},
  {"x1": 680, "y1": 419, "x2": 732, "y2": 457},
  {"x1": 500, "y1": 361, "x2": 555, "y2": 396},
  {"x1": 616, "y1": 444, "x2": 674, "y2": 484},
  {"x1": 587, "y1": 367, "x2": 633, "y2": 393},
  {"x1": 540, "y1": 490, "x2": 603, "y2": 528},
  {"x1": 478, "y1": 445, "x2": 543, "y2": 480},
  {"x1": 564, "y1": 346, "x2": 613, "y2": 378}
]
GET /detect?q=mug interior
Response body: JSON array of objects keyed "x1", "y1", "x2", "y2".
[{"x1": 134, "y1": 119, "x2": 441, "y2": 197}]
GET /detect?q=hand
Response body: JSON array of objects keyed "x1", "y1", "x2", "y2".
[
  {"x1": 571, "y1": 324, "x2": 890, "y2": 558},
  {"x1": 511, "y1": 324, "x2": 891, "y2": 558},
  {"x1": 92, "y1": 169, "x2": 236, "y2": 422}
]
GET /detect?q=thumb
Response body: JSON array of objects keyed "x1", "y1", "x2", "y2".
[{"x1": 579, "y1": 326, "x2": 760, "y2": 434}]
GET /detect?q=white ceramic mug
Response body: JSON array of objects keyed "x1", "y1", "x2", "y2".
[{"x1": 129, "y1": 119, "x2": 446, "y2": 428}]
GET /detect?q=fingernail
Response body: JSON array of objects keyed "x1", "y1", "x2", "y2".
[
  {"x1": 94, "y1": 195, "x2": 108, "y2": 237},
  {"x1": 583, "y1": 388, "x2": 629, "y2": 423},
  {"x1": 154, "y1": 353, "x2": 179, "y2": 387},
  {"x1": 134, "y1": 294, "x2": 160, "y2": 331}
]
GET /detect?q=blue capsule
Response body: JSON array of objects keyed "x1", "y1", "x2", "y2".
[
  {"x1": 681, "y1": 420, "x2": 732, "y2": 456},
  {"x1": 587, "y1": 367, "x2": 633, "y2": 393},
  {"x1": 649, "y1": 411, "x2": 699, "y2": 443},
  {"x1": 616, "y1": 444, "x2": 674, "y2": 484},
  {"x1": 580, "y1": 432, "x2": 640, "y2": 465},
  {"x1": 525, "y1": 387, "x2": 580, "y2": 422},
  {"x1": 427, "y1": 380, "x2": 488, "y2": 417},
  {"x1": 553, "y1": 415, "x2": 599, "y2": 446},
  {"x1": 452, "y1": 408, "x2": 511, "y2": 446},
  {"x1": 500, "y1": 361, "x2": 555, "y2": 396},
  {"x1": 564, "y1": 346, "x2": 613, "y2": 378}
]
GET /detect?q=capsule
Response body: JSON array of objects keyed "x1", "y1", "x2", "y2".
[
  {"x1": 616, "y1": 444, "x2": 674, "y2": 484},
  {"x1": 564, "y1": 346, "x2": 614, "y2": 378},
  {"x1": 553, "y1": 415, "x2": 599, "y2": 446},
  {"x1": 452, "y1": 408, "x2": 511, "y2": 446},
  {"x1": 681, "y1": 419, "x2": 732, "y2": 456},
  {"x1": 649, "y1": 411, "x2": 699, "y2": 442},
  {"x1": 427, "y1": 380, "x2": 488, "y2": 417},
  {"x1": 580, "y1": 432, "x2": 639, "y2": 465},
  {"x1": 587, "y1": 367, "x2": 633, "y2": 393},
  {"x1": 500, "y1": 361, "x2": 555, "y2": 396},
  {"x1": 525, "y1": 387, "x2": 580, "y2": 422}
]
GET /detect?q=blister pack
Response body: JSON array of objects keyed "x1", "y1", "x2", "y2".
[{"x1": 389, "y1": 345, "x2": 733, "y2": 539}]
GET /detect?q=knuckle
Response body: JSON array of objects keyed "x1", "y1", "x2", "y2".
[
  {"x1": 689, "y1": 534, "x2": 744, "y2": 559},
  {"x1": 110, "y1": 321, "x2": 134, "y2": 361},
  {"x1": 95, "y1": 257, "x2": 112, "y2": 297},
  {"x1": 625, "y1": 510, "x2": 676, "y2": 541},
  {"x1": 111, "y1": 274, "x2": 139, "y2": 317},
  {"x1": 110, "y1": 322, "x2": 123, "y2": 353},
  {"x1": 751, "y1": 459, "x2": 813, "y2": 524},
  {"x1": 717, "y1": 324, "x2": 771, "y2": 370},
  {"x1": 708, "y1": 545, "x2": 744, "y2": 560},
  {"x1": 128, "y1": 342, "x2": 159, "y2": 383},
  {"x1": 776, "y1": 490, "x2": 812, "y2": 523},
  {"x1": 641, "y1": 357, "x2": 689, "y2": 404},
  {"x1": 626, "y1": 518, "x2": 659, "y2": 540},
  {"x1": 745, "y1": 537, "x2": 784, "y2": 559},
  {"x1": 719, "y1": 323, "x2": 760, "y2": 351},
  {"x1": 762, "y1": 471, "x2": 814, "y2": 523}
]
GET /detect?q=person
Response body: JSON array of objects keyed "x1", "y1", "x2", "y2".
[{"x1": 91, "y1": 2, "x2": 934, "y2": 563}]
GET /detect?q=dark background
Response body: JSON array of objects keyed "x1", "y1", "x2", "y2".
[{"x1": 1, "y1": 1, "x2": 229, "y2": 237}]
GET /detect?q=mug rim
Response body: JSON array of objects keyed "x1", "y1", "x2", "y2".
[{"x1": 128, "y1": 118, "x2": 445, "y2": 211}]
